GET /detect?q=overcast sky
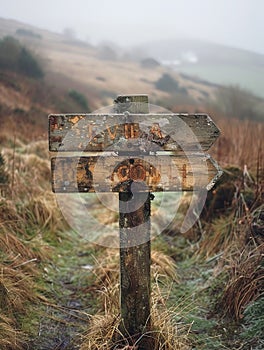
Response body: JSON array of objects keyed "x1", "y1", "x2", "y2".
[{"x1": 1, "y1": 0, "x2": 264, "y2": 54}]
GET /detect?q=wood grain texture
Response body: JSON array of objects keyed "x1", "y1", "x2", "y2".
[
  {"x1": 51, "y1": 154, "x2": 221, "y2": 193},
  {"x1": 49, "y1": 113, "x2": 220, "y2": 152},
  {"x1": 118, "y1": 95, "x2": 153, "y2": 349},
  {"x1": 119, "y1": 192, "x2": 152, "y2": 347}
]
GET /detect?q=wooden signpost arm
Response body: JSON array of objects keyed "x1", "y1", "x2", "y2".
[{"x1": 117, "y1": 95, "x2": 153, "y2": 348}]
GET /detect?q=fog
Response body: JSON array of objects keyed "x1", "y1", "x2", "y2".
[{"x1": 1, "y1": 0, "x2": 264, "y2": 54}]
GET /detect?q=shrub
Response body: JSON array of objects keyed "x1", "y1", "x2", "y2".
[
  {"x1": 141, "y1": 57, "x2": 160, "y2": 68},
  {"x1": 18, "y1": 48, "x2": 44, "y2": 78},
  {"x1": 0, "y1": 36, "x2": 21, "y2": 70},
  {"x1": 68, "y1": 89, "x2": 90, "y2": 111},
  {"x1": 0, "y1": 36, "x2": 44, "y2": 79},
  {"x1": 155, "y1": 73, "x2": 188, "y2": 94},
  {"x1": 16, "y1": 28, "x2": 42, "y2": 39},
  {"x1": 213, "y1": 85, "x2": 264, "y2": 121}
]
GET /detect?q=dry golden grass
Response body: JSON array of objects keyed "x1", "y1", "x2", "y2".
[
  {"x1": 196, "y1": 163, "x2": 263, "y2": 323},
  {"x1": 80, "y1": 313, "x2": 120, "y2": 350},
  {"x1": 92, "y1": 248, "x2": 179, "y2": 290},
  {"x1": 80, "y1": 284, "x2": 191, "y2": 350},
  {"x1": 151, "y1": 250, "x2": 179, "y2": 282},
  {"x1": 81, "y1": 306, "x2": 191, "y2": 350},
  {"x1": 0, "y1": 199, "x2": 20, "y2": 226},
  {"x1": 150, "y1": 304, "x2": 191, "y2": 350},
  {"x1": 198, "y1": 214, "x2": 242, "y2": 259},
  {"x1": 88, "y1": 248, "x2": 179, "y2": 322},
  {"x1": 220, "y1": 243, "x2": 264, "y2": 321},
  {"x1": 1, "y1": 140, "x2": 67, "y2": 234},
  {"x1": 198, "y1": 162, "x2": 263, "y2": 258},
  {"x1": 81, "y1": 283, "x2": 191, "y2": 350},
  {"x1": 0, "y1": 134, "x2": 67, "y2": 347},
  {"x1": 0, "y1": 314, "x2": 25, "y2": 350},
  {"x1": 0, "y1": 138, "x2": 66, "y2": 251},
  {"x1": 210, "y1": 116, "x2": 264, "y2": 171},
  {"x1": 0, "y1": 265, "x2": 35, "y2": 315},
  {"x1": 0, "y1": 223, "x2": 51, "y2": 268},
  {"x1": 0, "y1": 228, "x2": 36, "y2": 260},
  {"x1": 0, "y1": 226, "x2": 39, "y2": 347},
  {"x1": 80, "y1": 249, "x2": 189, "y2": 350},
  {"x1": 0, "y1": 261, "x2": 36, "y2": 349},
  {"x1": 22, "y1": 192, "x2": 66, "y2": 232}
]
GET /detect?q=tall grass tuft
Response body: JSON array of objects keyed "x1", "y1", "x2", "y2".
[
  {"x1": 0, "y1": 314, "x2": 25, "y2": 350},
  {"x1": 198, "y1": 162, "x2": 264, "y2": 324},
  {"x1": 219, "y1": 243, "x2": 264, "y2": 321},
  {"x1": 209, "y1": 115, "x2": 264, "y2": 171},
  {"x1": 80, "y1": 249, "x2": 189, "y2": 350},
  {"x1": 0, "y1": 135, "x2": 67, "y2": 347}
]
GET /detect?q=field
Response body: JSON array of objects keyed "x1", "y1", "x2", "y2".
[
  {"x1": 176, "y1": 64, "x2": 264, "y2": 98},
  {"x1": 0, "y1": 18, "x2": 263, "y2": 350}
]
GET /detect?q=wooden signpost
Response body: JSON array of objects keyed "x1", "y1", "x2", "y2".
[{"x1": 49, "y1": 94, "x2": 222, "y2": 349}]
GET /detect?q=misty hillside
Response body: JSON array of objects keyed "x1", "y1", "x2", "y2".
[
  {"x1": 135, "y1": 38, "x2": 264, "y2": 98},
  {"x1": 0, "y1": 17, "x2": 218, "y2": 109},
  {"x1": 1, "y1": 16, "x2": 264, "y2": 124}
]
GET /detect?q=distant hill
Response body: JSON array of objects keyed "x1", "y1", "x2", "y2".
[
  {"x1": 0, "y1": 17, "x2": 220, "y2": 109},
  {"x1": 135, "y1": 38, "x2": 264, "y2": 98},
  {"x1": 0, "y1": 17, "x2": 263, "y2": 123}
]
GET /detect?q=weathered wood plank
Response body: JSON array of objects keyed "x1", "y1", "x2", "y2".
[
  {"x1": 51, "y1": 154, "x2": 221, "y2": 193},
  {"x1": 49, "y1": 113, "x2": 220, "y2": 152}
]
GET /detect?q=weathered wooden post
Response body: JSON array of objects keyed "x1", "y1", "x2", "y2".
[
  {"x1": 115, "y1": 95, "x2": 152, "y2": 347},
  {"x1": 49, "y1": 94, "x2": 222, "y2": 349}
]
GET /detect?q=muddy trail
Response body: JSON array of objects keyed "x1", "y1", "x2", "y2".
[{"x1": 26, "y1": 233, "x2": 97, "y2": 350}]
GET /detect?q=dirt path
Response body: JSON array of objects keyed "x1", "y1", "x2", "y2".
[{"x1": 26, "y1": 233, "x2": 97, "y2": 350}]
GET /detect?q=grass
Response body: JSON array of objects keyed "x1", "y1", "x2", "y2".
[
  {"x1": 80, "y1": 251, "x2": 191, "y2": 350},
  {"x1": 219, "y1": 243, "x2": 264, "y2": 321},
  {"x1": 76, "y1": 243, "x2": 191, "y2": 349},
  {"x1": 0, "y1": 53, "x2": 263, "y2": 349},
  {"x1": 81, "y1": 306, "x2": 191, "y2": 350},
  {"x1": 210, "y1": 116, "x2": 264, "y2": 170},
  {"x1": 0, "y1": 132, "x2": 68, "y2": 348},
  {"x1": 0, "y1": 134, "x2": 262, "y2": 349},
  {"x1": 241, "y1": 297, "x2": 264, "y2": 348},
  {"x1": 0, "y1": 314, "x2": 25, "y2": 350},
  {"x1": 22, "y1": 232, "x2": 99, "y2": 349}
]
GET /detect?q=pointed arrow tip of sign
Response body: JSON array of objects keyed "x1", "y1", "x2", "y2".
[{"x1": 206, "y1": 157, "x2": 223, "y2": 191}]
